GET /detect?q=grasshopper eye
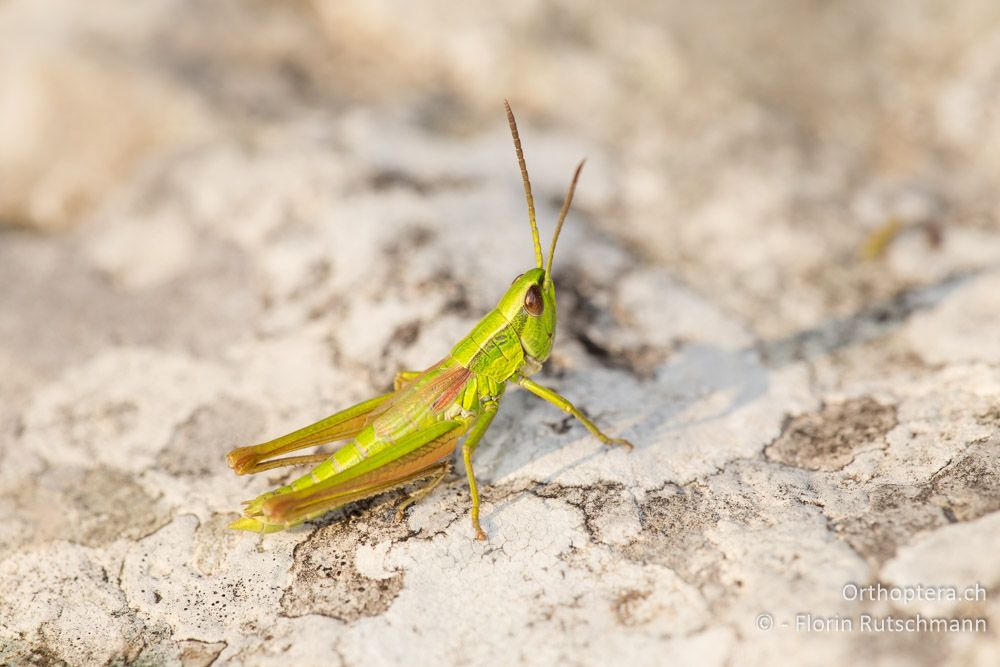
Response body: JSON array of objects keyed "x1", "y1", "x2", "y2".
[{"x1": 524, "y1": 284, "x2": 543, "y2": 316}]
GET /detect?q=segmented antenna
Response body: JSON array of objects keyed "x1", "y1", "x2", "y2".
[
  {"x1": 547, "y1": 159, "x2": 585, "y2": 276},
  {"x1": 504, "y1": 100, "x2": 543, "y2": 269}
]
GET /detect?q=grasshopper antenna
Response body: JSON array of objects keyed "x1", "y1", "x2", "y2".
[
  {"x1": 546, "y1": 159, "x2": 585, "y2": 277},
  {"x1": 505, "y1": 100, "x2": 543, "y2": 269}
]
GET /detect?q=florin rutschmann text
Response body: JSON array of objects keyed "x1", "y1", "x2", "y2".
[{"x1": 754, "y1": 582, "x2": 989, "y2": 634}]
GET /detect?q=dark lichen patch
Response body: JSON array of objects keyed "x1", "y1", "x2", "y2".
[
  {"x1": 116, "y1": 621, "x2": 175, "y2": 667},
  {"x1": 285, "y1": 259, "x2": 332, "y2": 304},
  {"x1": 70, "y1": 400, "x2": 140, "y2": 439},
  {"x1": 416, "y1": 268, "x2": 473, "y2": 316},
  {"x1": 573, "y1": 331, "x2": 668, "y2": 381},
  {"x1": 160, "y1": 396, "x2": 266, "y2": 477},
  {"x1": 368, "y1": 169, "x2": 474, "y2": 195},
  {"x1": 832, "y1": 436, "x2": 1000, "y2": 566},
  {"x1": 830, "y1": 438, "x2": 1000, "y2": 565},
  {"x1": 381, "y1": 225, "x2": 436, "y2": 266},
  {"x1": 754, "y1": 270, "x2": 969, "y2": 367},
  {"x1": 765, "y1": 398, "x2": 898, "y2": 471},
  {"x1": 612, "y1": 588, "x2": 654, "y2": 628},
  {"x1": 12, "y1": 643, "x2": 70, "y2": 667},
  {"x1": 832, "y1": 485, "x2": 947, "y2": 566},
  {"x1": 4, "y1": 466, "x2": 171, "y2": 548},
  {"x1": 280, "y1": 510, "x2": 408, "y2": 623},
  {"x1": 546, "y1": 416, "x2": 574, "y2": 435},
  {"x1": 386, "y1": 320, "x2": 421, "y2": 350},
  {"x1": 66, "y1": 467, "x2": 172, "y2": 547},
  {"x1": 177, "y1": 639, "x2": 227, "y2": 667},
  {"x1": 976, "y1": 406, "x2": 1000, "y2": 429},
  {"x1": 555, "y1": 267, "x2": 667, "y2": 380},
  {"x1": 623, "y1": 485, "x2": 723, "y2": 586},
  {"x1": 928, "y1": 437, "x2": 1000, "y2": 522}
]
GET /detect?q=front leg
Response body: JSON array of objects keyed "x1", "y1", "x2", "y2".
[{"x1": 515, "y1": 375, "x2": 634, "y2": 450}]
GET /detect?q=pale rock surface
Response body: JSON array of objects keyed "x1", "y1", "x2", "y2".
[{"x1": 1, "y1": 2, "x2": 999, "y2": 666}]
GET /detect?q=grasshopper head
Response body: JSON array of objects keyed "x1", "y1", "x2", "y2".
[
  {"x1": 498, "y1": 268, "x2": 557, "y2": 370},
  {"x1": 500, "y1": 100, "x2": 584, "y2": 374}
]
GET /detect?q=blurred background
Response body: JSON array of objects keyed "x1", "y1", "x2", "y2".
[
  {"x1": 4, "y1": 1, "x2": 1000, "y2": 336},
  {"x1": 3, "y1": 1, "x2": 1000, "y2": 664}
]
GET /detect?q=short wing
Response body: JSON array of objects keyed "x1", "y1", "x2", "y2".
[
  {"x1": 271, "y1": 361, "x2": 473, "y2": 495},
  {"x1": 372, "y1": 362, "x2": 473, "y2": 443}
]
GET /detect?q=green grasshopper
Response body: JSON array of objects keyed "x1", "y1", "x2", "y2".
[{"x1": 226, "y1": 101, "x2": 633, "y2": 540}]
